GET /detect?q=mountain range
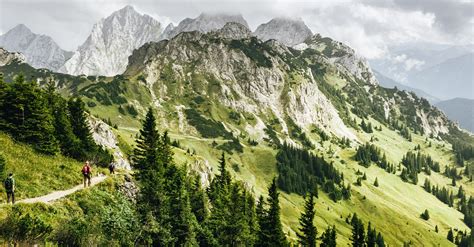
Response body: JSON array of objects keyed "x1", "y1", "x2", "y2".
[
  {"x1": 0, "y1": 5, "x2": 472, "y2": 245},
  {"x1": 436, "y1": 98, "x2": 474, "y2": 133},
  {"x1": 370, "y1": 44, "x2": 474, "y2": 100},
  {"x1": 0, "y1": 24, "x2": 72, "y2": 71}
]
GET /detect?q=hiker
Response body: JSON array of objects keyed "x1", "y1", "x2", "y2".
[
  {"x1": 82, "y1": 161, "x2": 92, "y2": 188},
  {"x1": 4, "y1": 173, "x2": 15, "y2": 204},
  {"x1": 108, "y1": 162, "x2": 116, "y2": 175}
]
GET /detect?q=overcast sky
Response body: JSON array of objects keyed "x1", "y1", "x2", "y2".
[{"x1": 0, "y1": 0, "x2": 473, "y2": 59}]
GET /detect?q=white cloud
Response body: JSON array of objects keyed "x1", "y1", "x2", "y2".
[{"x1": 0, "y1": 0, "x2": 472, "y2": 58}]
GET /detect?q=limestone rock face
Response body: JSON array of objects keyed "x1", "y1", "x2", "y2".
[
  {"x1": 60, "y1": 5, "x2": 162, "y2": 76},
  {"x1": 254, "y1": 18, "x2": 313, "y2": 47},
  {"x1": 88, "y1": 117, "x2": 131, "y2": 170},
  {"x1": 0, "y1": 47, "x2": 26, "y2": 66},
  {"x1": 160, "y1": 13, "x2": 249, "y2": 40},
  {"x1": 299, "y1": 34, "x2": 379, "y2": 85},
  {"x1": 0, "y1": 24, "x2": 71, "y2": 71},
  {"x1": 125, "y1": 32, "x2": 357, "y2": 141}
]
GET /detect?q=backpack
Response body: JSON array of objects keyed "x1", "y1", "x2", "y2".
[
  {"x1": 4, "y1": 177, "x2": 13, "y2": 191},
  {"x1": 82, "y1": 165, "x2": 90, "y2": 175}
]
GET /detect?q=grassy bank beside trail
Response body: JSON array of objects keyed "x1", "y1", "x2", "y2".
[
  {"x1": 0, "y1": 175, "x2": 137, "y2": 246},
  {"x1": 0, "y1": 132, "x2": 103, "y2": 202}
]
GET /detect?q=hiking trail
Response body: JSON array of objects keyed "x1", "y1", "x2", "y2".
[{"x1": 18, "y1": 175, "x2": 107, "y2": 204}]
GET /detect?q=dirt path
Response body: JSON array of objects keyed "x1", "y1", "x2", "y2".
[{"x1": 18, "y1": 175, "x2": 107, "y2": 204}]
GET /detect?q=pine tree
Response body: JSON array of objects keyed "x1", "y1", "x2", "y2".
[
  {"x1": 297, "y1": 192, "x2": 317, "y2": 247},
  {"x1": 162, "y1": 164, "x2": 197, "y2": 246},
  {"x1": 188, "y1": 175, "x2": 208, "y2": 223},
  {"x1": 0, "y1": 74, "x2": 58, "y2": 154},
  {"x1": 366, "y1": 222, "x2": 376, "y2": 247},
  {"x1": 132, "y1": 108, "x2": 170, "y2": 245},
  {"x1": 374, "y1": 177, "x2": 379, "y2": 187},
  {"x1": 420, "y1": 209, "x2": 430, "y2": 220},
  {"x1": 320, "y1": 225, "x2": 337, "y2": 247},
  {"x1": 447, "y1": 228, "x2": 454, "y2": 242},
  {"x1": 375, "y1": 232, "x2": 385, "y2": 247},
  {"x1": 45, "y1": 82, "x2": 79, "y2": 158},
  {"x1": 68, "y1": 97, "x2": 95, "y2": 154},
  {"x1": 257, "y1": 178, "x2": 288, "y2": 247},
  {"x1": 350, "y1": 214, "x2": 365, "y2": 247}
]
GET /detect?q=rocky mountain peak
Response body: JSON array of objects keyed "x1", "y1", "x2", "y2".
[
  {"x1": 254, "y1": 17, "x2": 313, "y2": 47},
  {"x1": 160, "y1": 12, "x2": 249, "y2": 40},
  {"x1": 59, "y1": 5, "x2": 162, "y2": 76},
  {"x1": 0, "y1": 24, "x2": 71, "y2": 71},
  {"x1": 211, "y1": 22, "x2": 252, "y2": 40},
  {"x1": 8, "y1": 24, "x2": 33, "y2": 35},
  {"x1": 300, "y1": 34, "x2": 379, "y2": 85},
  {"x1": 0, "y1": 47, "x2": 26, "y2": 66}
]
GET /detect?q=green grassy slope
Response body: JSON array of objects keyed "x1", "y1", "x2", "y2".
[{"x1": 0, "y1": 133, "x2": 85, "y2": 202}]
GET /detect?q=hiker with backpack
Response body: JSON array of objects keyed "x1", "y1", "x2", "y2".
[
  {"x1": 82, "y1": 161, "x2": 92, "y2": 188},
  {"x1": 4, "y1": 173, "x2": 15, "y2": 204},
  {"x1": 108, "y1": 162, "x2": 116, "y2": 175}
]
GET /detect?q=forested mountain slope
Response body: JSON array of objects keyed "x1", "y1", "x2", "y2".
[{"x1": 0, "y1": 24, "x2": 472, "y2": 246}]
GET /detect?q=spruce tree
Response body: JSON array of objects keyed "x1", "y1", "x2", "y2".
[
  {"x1": 320, "y1": 225, "x2": 337, "y2": 247},
  {"x1": 188, "y1": 175, "x2": 208, "y2": 223},
  {"x1": 350, "y1": 214, "x2": 365, "y2": 247},
  {"x1": 162, "y1": 164, "x2": 197, "y2": 246},
  {"x1": 257, "y1": 178, "x2": 288, "y2": 247},
  {"x1": 375, "y1": 232, "x2": 385, "y2": 247},
  {"x1": 421, "y1": 209, "x2": 430, "y2": 220},
  {"x1": 132, "y1": 107, "x2": 169, "y2": 244},
  {"x1": 447, "y1": 228, "x2": 454, "y2": 242},
  {"x1": 133, "y1": 108, "x2": 161, "y2": 172},
  {"x1": 297, "y1": 192, "x2": 317, "y2": 247},
  {"x1": 1, "y1": 74, "x2": 58, "y2": 154},
  {"x1": 374, "y1": 177, "x2": 379, "y2": 187},
  {"x1": 68, "y1": 97, "x2": 95, "y2": 155},
  {"x1": 45, "y1": 82, "x2": 79, "y2": 158},
  {"x1": 366, "y1": 222, "x2": 376, "y2": 247}
]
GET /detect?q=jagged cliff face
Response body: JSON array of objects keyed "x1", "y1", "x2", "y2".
[
  {"x1": 60, "y1": 6, "x2": 162, "y2": 76},
  {"x1": 88, "y1": 117, "x2": 131, "y2": 170},
  {"x1": 296, "y1": 34, "x2": 379, "y2": 85},
  {"x1": 254, "y1": 18, "x2": 313, "y2": 47},
  {"x1": 159, "y1": 13, "x2": 249, "y2": 40},
  {"x1": 126, "y1": 25, "x2": 357, "y2": 141},
  {"x1": 0, "y1": 24, "x2": 71, "y2": 71},
  {"x1": 0, "y1": 47, "x2": 26, "y2": 66},
  {"x1": 123, "y1": 25, "x2": 457, "y2": 143}
]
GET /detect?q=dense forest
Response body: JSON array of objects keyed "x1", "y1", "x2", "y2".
[
  {"x1": 276, "y1": 143, "x2": 350, "y2": 202},
  {"x1": 0, "y1": 74, "x2": 112, "y2": 165}
]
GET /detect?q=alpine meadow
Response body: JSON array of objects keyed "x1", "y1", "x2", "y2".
[{"x1": 0, "y1": 1, "x2": 473, "y2": 246}]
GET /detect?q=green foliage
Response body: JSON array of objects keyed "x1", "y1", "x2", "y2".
[
  {"x1": 0, "y1": 74, "x2": 59, "y2": 154},
  {"x1": 400, "y1": 151, "x2": 440, "y2": 184},
  {"x1": 297, "y1": 192, "x2": 317, "y2": 247},
  {"x1": 184, "y1": 108, "x2": 242, "y2": 153},
  {"x1": 447, "y1": 228, "x2": 454, "y2": 242},
  {"x1": 420, "y1": 209, "x2": 430, "y2": 220},
  {"x1": 0, "y1": 206, "x2": 53, "y2": 244},
  {"x1": 350, "y1": 214, "x2": 365, "y2": 247},
  {"x1": 79, "y1": 77, "x2": 128, "y2": 105},
  {"x1": 320, "y1": 225, "x2": 337, "y2": 247},
  {"x1": 360, "y1": 119, "x2": 373, "y2": 133},
  {"x1": 229, "y1": 37, "x2": 273, "y2": 68},
  {"x1": 276, "y1": 143, "x2": 345, "y2": 201},
  {"x1": 0, "y1": 154, "x2": 5, "y2": 179},
  {"x1": 206, "y1": 153, "x2": 258, "y2": 246},
  {"x1": 256, "y1": 178, "x2": 288, "y2": 247},
  {"x1": 68, "y1": 97, "x2": 113, "y2": 166}
]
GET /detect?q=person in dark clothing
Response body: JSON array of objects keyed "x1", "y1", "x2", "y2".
[
  {"x1": 108, "y1": 162, "x2": 116, "y2": 175},
  {"x1": 82, "y1": 161, "x2": 92, "y2": 188},
  {"x1": 4, "y1": 173, "x2": 15, "y2": 204}
]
